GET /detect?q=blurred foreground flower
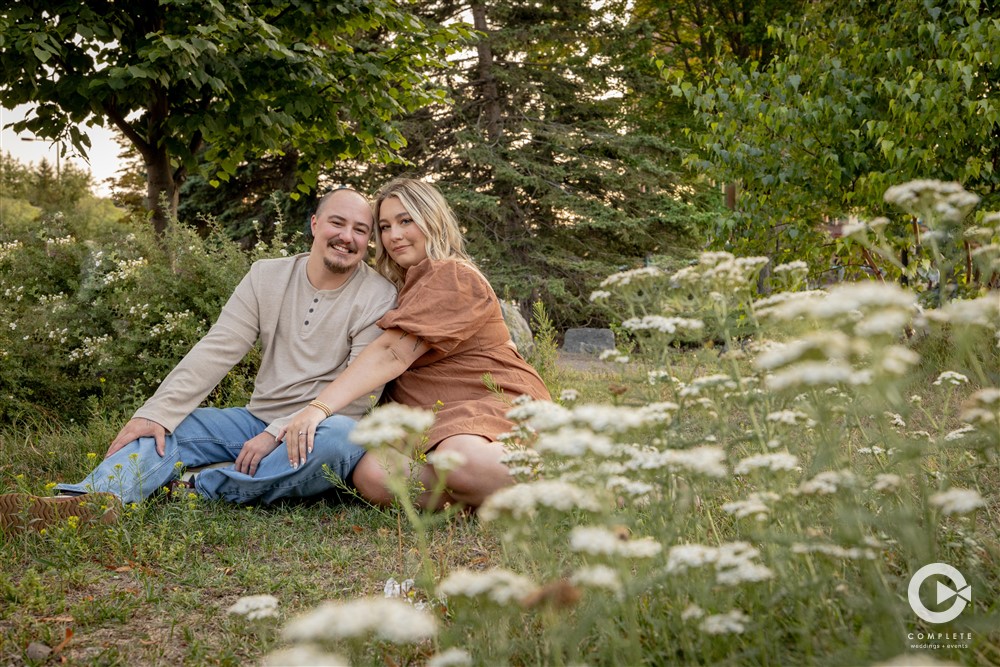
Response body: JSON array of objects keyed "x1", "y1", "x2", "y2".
[
  {"x1": 282, "y1": 598, "x2": 437, "y2": 644},
  {"x1": 226, "y1": 594, "x2": 278, "y2": 620}
]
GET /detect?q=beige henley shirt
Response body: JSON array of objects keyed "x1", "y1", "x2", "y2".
[{"x1": 133, "y1": 253, "x2": 397, "y2": 436}]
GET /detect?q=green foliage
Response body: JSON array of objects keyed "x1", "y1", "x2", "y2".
[
  {"x1": 0, "y1": 0, "x2": 473, "y2": 230},
  {"x1": 0, "y1": 207, "x2": 283, "y2": 421},
  {"x1": 674, "y1": 0, "x2": 1000, "y2": 263}
]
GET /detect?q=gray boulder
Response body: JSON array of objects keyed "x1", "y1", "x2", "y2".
[
  {"x1": 562, "y1": 327, "x2": 615, "y2": 355},
  {"x1": 501, "y1": 300, "x2": 535, "y2": 358}
]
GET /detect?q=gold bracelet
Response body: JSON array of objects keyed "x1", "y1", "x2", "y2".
[{"x1": 308, "y1": 399, "x2": 333, "y2": 418}]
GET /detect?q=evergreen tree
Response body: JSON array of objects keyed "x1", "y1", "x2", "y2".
[{"x1": 350, "y1": 0, "x2": 718, "y2": 328}]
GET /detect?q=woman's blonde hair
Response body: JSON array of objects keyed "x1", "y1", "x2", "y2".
[{"x1": 373, "y1": 177, "x2": 475, "y2": 287}]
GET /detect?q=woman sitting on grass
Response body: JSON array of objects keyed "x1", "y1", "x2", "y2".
[{"x1": 282, "y1": 177, "x2": 551, "y2": 509}]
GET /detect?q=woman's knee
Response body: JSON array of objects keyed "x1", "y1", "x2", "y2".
[{"x1": 351, "y1": 454, "x2": 394, "y2": 505}]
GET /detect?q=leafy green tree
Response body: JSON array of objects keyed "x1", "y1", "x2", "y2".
[
  {"x1": 349, "y1": 0, "x2": 716, "y2": 328},
  {"x1": 674, "y1": 0, "x2": 1000, "y2": 265},
  {"x1": 0, "y1": 0, "x2": 468, "y2": 233}
]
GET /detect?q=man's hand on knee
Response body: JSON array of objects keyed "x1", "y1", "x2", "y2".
[
  {"x1": 235, "y1": 432, "x2": 279, "y2": 477},
  {"x1": 108, "y1": 418, "x2": 167, "y2": 458}
]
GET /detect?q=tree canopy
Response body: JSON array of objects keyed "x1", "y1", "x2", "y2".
[
  {"x1": 0, "y1": 0, "x2": 468, "y2": 232},
  {"x1": 674, "y1": 0, "x2": 1000, "y2": 260}
]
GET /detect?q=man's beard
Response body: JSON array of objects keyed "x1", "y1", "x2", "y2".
[{"x1": 323, "y1": 256, "x2": 353, "y2": 275}]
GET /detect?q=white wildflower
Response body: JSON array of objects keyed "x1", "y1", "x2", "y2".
[
  {"x1": 589, "y1": 290, "x2": 611, "y2": 301},
  {"x1": 559, "y1": 388, "x2": 579, "y2": 403},
  {"x1": 885, "y1": 412, "x2": 906, "y2": 428},
  {"x1": 854, "y1": 309, "x2": 912, "y2": 337},
  {"x1": 960, "y1": 388, "x2": 1000, "y2": 426},
  {"x1": 262, "y1": 646, "x2": 348, "y2": 667},
  {"x1": 427, "y1": 449, "x2": 468, "y2": 474},
  {"x1": 930, "y1": 488, "x2": 985, "y2": 516},
  {"x1": 795, "y1": 470, "x2": 856, "y2": 496},
  {"x1": 534, "y1": 426, "x2": 616, "y2": 457},
  {"x1": 599, "y1": 266, "x2": 663, "y2": 287},
  {"x1": 734, "y1": 453, "x2": 800, "y2": 475},
  {"x1": 680, "y1": 604, "x2": 704, "y2": 621},
  {"x1": 227, "y1": 594, "x2": 279, "y2": 620},
  {"x1": 765, "y1": 409, "x2": 814, "y2": 426},
  {"x1": 700, "y1": 609, "x2": 750, "y2": 635},
  {"x1": 478, "y1": 480, "x2": 605, "y2": 521},
  {"x1": 873, "y1": 653, "x2": 962, "y2": 667},
  {"x1": 666, "y1": 542, "x2": 773, "y2": 586},
  {"x1": 349, "y1": 404, "x2": 435, "y2": 449},
  {"x1": 282, "y1": 598, "x2": 437, "y2": 644},
  {"x1": 627, "y1": 445, "x2": 728, "y2": 478},
  {"x1": 598, "y1": 349, "x2": 630, "y2": 363},
  {"x1": 437, "y1": 568, "x2": 536, "y2": 605},
  {"x1": 427, "y1": 648, "x2": 473, "y2": 667},
  {"x1": 766, "y1": 362, "x2": 870, "y2": 392},
  {"x1": 773, "y1": 260, "x2": 808, "y2": 275},
  {"x1": 721, "y1": 493, "x2": 775, "y2": 520},
  {"x1": 872, "y1": 474, "x2": 902, "y2": 493},
  {"x1": 933, "y1": 371, "x2": 969, "y2": 386},
  {"x1": 570, "y1": 565, "x2": 623, "y2": 596},
  {"x1": 569, "y1": 526, "x2": 662, "y2": 559},
  {"x1": 607, "y1": 476, "x2": 654, "y2": 497},
  {"x1": 925, "y1": 296, "x2": 1000, "y2": 327},
  {"x1": 884, "y1": 179, "x2": 980, "y2": 222},
  {"x1": 944, "y1": 425, "x2": 977, "y2": 441},
  {"x1": 621, "y1": 316, "x2": 705, "y2": 337}
]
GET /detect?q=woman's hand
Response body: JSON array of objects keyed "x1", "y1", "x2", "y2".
[{"x1": 278, "y1": 405, "x2": 327, "y2": 469}]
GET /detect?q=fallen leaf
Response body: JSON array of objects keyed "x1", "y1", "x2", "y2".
[
  {"x1": 52, "y1": 628, "x2": 73, "y2": 654},
  {"x1": 37, "y1": 616, "x2": 74, "y2": 622},
  {"x1": 351, "y1": 525, "x2": 364, "y2": 533}
]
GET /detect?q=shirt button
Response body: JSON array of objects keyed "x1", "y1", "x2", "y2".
[
  {"x1": 304, "y1": 321, "x2": 310, "y2": 326},
  {"x1": 309, "y1": 308, "x2": 314, "y2": 313},
  {"x1": 313, "y1": 298, "x2": 319, "y2": 303}
]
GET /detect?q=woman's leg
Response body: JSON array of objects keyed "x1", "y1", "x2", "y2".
[
  {"x1": 352, "y1": 434, "x2": 511, "y2": 510},
  {"x1": 434, "y1": 435, "x2": 512, "y2": 508},
  {"x1": 352, "y1": 449, "x2": 453, "y2": 509}
]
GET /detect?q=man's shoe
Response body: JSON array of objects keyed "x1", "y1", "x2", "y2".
[{"x1": 0, "y1": 492, "x2": 120, "y2": 533}]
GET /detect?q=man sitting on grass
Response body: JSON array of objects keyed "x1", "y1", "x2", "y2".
[{"x1": 0, "y1": 187, "x2": 397, "y2": 533}]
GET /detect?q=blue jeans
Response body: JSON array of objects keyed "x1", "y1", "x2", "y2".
[{"x1": 55, "y1": 407, "x2": 365, "y2": 505}]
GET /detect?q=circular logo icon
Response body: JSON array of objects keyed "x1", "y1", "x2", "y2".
[{"x1": 908, "y1": 563, "x2": 971, "y2": 624}]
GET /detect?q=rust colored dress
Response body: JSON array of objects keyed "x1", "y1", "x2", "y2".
[{"x1": 376, "y1": 258, "x2": 551, "y2": 450}]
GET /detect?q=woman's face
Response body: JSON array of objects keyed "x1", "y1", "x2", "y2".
[{"x1": 378, "y1": 196, "x2": 428, "y2": 269}]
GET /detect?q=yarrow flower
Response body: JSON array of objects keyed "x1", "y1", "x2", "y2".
[
  {"x1": 929, "y1": 488, "x2": 986, "y2": 516},
  {"x1": 533, "y1": 426, "x2": 616, "y2": 457},
  {"x1": 478, "y1": 480, "x2": 605, "y2": 521},
  {"x1": 765, "y1": 409, "x2": 815, "y2": 427},
  {"x1": 872, "y1": 474, "x2": 903, "y2": 493},
  {"x1": 349, "y1": 404, "x2": 435, "y2": 449},
  {"x1": 599, "y1": 266, "x2": 664, "y2": 287},
  {"x1": 569, "y1": 526, "x2": 662, "y2": 558},
  {"x1": 282, "y1": 597, "x2": 437, "y2": 644},
  {"x1": 933, "y1": 371, "x2": 969, "y2": 386},
  {"x1": 884, "y1": 179, "x2": 980, "y2": 222},
  {"x1": 721, "y1": 492, "x2": 780, "y2": 520},
  {"x1": 626, "y1": 445, "x2": 728, "y2": 478},
  {"x1": 262, "y1": 646, "x2": 348, "y2": 667},
  {"x1": 426, "y1": 449, "x2": 468, "y2": 474},
  {"x1": 559, "y1": 388, "x2": 579, "y2": 403},
  {"x1": 795, "y1": 470, "x2": 856, "y2": 496},
  {"x1": 734, "y1": 453, "x2": 800, "y2": 475},
  {"x1": 665, "y1": 542, "x2": 773, "y2": 585},
  {"x1": 227, "y1": 594, "x2": 279, "y2": 620},
  {"x1": 570, "y1": 565, "x2": 623, "y2": 596},
  {"x1": 960, "y1": 388, "x2": 1000, "y2": 426},
  {"x1": 437, "y1": 568, "x2": 537, "y2": 605},
  {"x1": 427, "y1": 648, "x2": 473, "y2": 667},
  {"x1": 621, "y1": 316, "x2": 705, "y2": 337},
  {"x1": 699, "y1": 609, "x2": 750, "y2": 635}
]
